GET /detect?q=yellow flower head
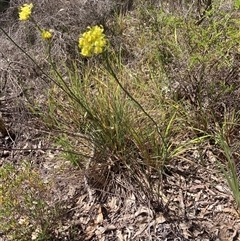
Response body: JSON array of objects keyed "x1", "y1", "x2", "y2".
[
  {"x1": 19, "y1": 3, "x2": 33, "y2": 21},
  {"x1": 41, "y1": 29, "x2": 52, "y2": 40},
  {"x1": 78, "y1": 25, "x2": 107, "y2": 57}
]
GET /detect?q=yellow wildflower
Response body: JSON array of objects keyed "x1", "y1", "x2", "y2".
[
  {"x1": 19, "y1": 3, "x2": 33, "y2": 21},
  {"x1": 78, "y1": 25, "x2": 107, "y2": 57},
  {"x1": 41, "y1": 29, "x2": 52, "y2": 40}
]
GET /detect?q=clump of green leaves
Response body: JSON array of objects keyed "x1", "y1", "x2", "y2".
[
  {"x1": 0, "y1": 162, "x2": 58, "y2": 241},
  {"x1": 234, "y1": 0, "x2": 240, "y2": 9}
]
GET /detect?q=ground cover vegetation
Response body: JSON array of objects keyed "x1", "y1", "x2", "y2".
[{"x1": 1, "y1": 0, "x2": 240, "y2": 240}]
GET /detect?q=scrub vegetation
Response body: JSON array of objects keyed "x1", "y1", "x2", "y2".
[{"x1": 1, "y1": 0, "x2": 240, "y2": 240}]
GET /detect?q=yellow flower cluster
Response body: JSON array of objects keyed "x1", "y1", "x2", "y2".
[
  {"x1": 41, "y1": 30, "x2": 52, "y2": 40},
  {"x1": 19, "y1": 3, "x2": 33, "y2": 21},
  {"x1": 18, "y1": 4, "x2": 108, "y2": 56},
  {"x1": 78, "y1": 25, "x2": 107, "y2": 57}
]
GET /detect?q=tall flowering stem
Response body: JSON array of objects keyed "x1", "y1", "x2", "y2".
[
  {"x1": 78, "y1": 25, "x2": 167, "y2": 158},
  {"x1": 0, "y1": 26, "x2": 94, "y2": 123},
  {"x1": 18, "y1": 3, "x2": 52, "y2": 42}
]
